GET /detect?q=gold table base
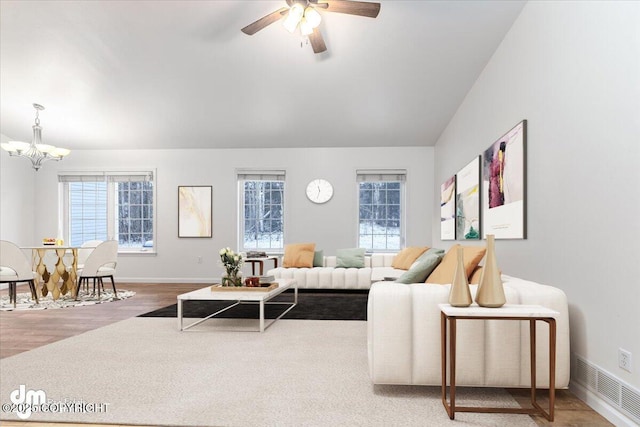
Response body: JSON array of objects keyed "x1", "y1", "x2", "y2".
[{"x1": 31, "y1": 247, "x2": 78, "y2": 300}]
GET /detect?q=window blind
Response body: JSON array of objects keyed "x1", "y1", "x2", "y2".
[
  {"x1": 236, "y1": 169, "x2": 286, "y2": 181},
  {"x1": 58, "y1": 171, "x2": 153, "y2": 183},
  {"x1": 356, "y1": 169, "x2": 407, "y2": 182}
]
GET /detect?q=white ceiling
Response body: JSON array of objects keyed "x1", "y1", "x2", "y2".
[{"x1": 0, "y1": 0, "x2": 525, "y2": 150}]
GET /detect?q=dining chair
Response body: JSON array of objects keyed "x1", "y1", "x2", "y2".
[
  {"x1": 76, "y1": 240, "x2": 118, "y2": 300},
  {"x1": 0, "y1": 240, "x2": 39, "y2": 308},
  {"x1": 72, "y1": 240, "x2": 103, "y2": 293}
]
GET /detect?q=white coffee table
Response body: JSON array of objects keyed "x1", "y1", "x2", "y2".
[{"x1": 177, "y1": 278, "x2": 297, "y2": 332}]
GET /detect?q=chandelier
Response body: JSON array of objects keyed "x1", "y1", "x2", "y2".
[{"x1": 1, "y1": 103, "x2": 70, "y2": 171}]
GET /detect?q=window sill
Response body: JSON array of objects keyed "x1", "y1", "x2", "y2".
[{"x1": 118, "y1": 250, "x2": 157, "y2": 256}]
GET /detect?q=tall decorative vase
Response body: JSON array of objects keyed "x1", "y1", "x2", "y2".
[
  {"x1": 448, "y1": 247, "x2": 472, "y2": 307},
  {"x1": 475, "y1": 234, "x2": 505, "y2": 308}
]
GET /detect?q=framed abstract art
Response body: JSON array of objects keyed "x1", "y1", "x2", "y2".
[
  {"x1": 482, "y1": 120, "x2": 527, "y2": 239},
  {"x1": 456, "y1": 156, "x2": 481, "y2": 240},
  {"x1": 440, "y1": 176, "x2": 456, "y2": 240},
  {"x1": 178, "y1": 185, "x2": 212, "y2": 238}
]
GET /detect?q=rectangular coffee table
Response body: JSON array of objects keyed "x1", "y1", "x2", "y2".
[{"x1": 177, "y1": 278, "x2": 297, "y2": 332}]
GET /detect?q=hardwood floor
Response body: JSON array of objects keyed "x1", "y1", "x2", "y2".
[{"x1": 0, "y1": 283, "x2": 613, "y2": 426}]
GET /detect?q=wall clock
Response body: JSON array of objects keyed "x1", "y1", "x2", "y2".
[{"x1": 306, "y1": 179, "x2": 333, "y2": 204}]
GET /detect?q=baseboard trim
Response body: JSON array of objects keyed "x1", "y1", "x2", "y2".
[
  {"x1": 117, "y1": 277, "x2": 212, "y2": 284},
  {"x1": 570, "y1": 381, "x2": 638, "y2": 427}
]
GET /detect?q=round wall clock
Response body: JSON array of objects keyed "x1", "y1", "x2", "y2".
[{"x1": 306, "y1": 179, "x2": 334, "y2": 204}]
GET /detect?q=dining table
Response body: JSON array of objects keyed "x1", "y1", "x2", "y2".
[{"x1": 21, "y1": 245, "x2": 79, "y2": 300}]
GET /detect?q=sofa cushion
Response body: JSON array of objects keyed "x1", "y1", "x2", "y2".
[
  {"x1": 425, "y1": 244, "x2": 485, "y2": 284},
  {"x1": 283, "y1": 243, "x2": 316, "y2": 268},
  {"x1": 391, "y1": 246, "x2": 429, "y2": 270},
  {"x1": 396, "y1": 248, "x2": 444, "y2": 284},
  {"x1": 313, "y1": 250, "x2": 324, "y2": 267},
  {"x1": 336, "y1": 248, "x2": 366, "y2": 268},
  {"x1": 370, "y1": 267, "x2": 407, "y2": 282}
]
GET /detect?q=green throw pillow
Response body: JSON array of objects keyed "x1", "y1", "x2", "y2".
[
  {"x1": 313, "y1": 250, "x2": 324, "y2": 267},
  {"x1": 395, "y1": 248, "x2": 445, "y2": 284},
  {"x1": 336, "y1": 248, "x2": 366, "y2": 268}
]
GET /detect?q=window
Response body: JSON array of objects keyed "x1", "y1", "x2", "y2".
[
  {"x1": 238, "y1": 170, "x2": 285, "y2": 252},
  {"x1": 59, "y1": 171, "x2": 156, "y2": 252},
  {"x1": 357, "y1": 169, "x2": 406, "y2": 251}
]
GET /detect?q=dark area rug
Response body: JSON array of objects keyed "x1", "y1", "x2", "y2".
[{"x1": 139, "y1": 290, "x2": 369, "y2": 321}]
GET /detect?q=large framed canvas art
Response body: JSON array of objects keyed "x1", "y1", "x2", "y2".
[
  {"x1": 178, "y1": 186, "x2": 213, "y2": 238},
  {"x1": 440, "y1": 176, "x2": 456, "y2": 240},
  {"x1": 482, "y1": 120, "x2": 527, "y2": 239},
  {"x1": 456, "y1": 156, "x2": 481, "y2": 240}
]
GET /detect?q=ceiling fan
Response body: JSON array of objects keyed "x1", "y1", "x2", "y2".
[{"x1": 241, "y1": 0, "x2": 381, "y2": 54}]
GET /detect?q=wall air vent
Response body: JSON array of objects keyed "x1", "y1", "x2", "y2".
[
  {"x1": 576, "y1": 356, "x2": 597, "y2": 389},
  {"x1": 622, "y1": 385, "x2": 640, "y2": 421},
  {"x1": 574, "y1": 354, "x2": 640, "y2": 425},
  {"x1": 597, "y1": 370, "x2": 621, "y2": 405}
]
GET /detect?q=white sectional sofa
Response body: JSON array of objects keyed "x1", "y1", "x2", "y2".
[
  {"x1": 268, "y1": 253, "x2": 404, "y2": 289},
  {"x1": 367, "y1": 275, "x2": 570, "y2": 389}
]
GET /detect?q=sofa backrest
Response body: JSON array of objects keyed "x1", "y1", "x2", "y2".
[{"x1": 323, "y1": 253, "x2": 397, "y2": 268}]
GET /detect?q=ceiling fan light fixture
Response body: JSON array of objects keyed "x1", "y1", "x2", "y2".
[
  {"x1": 282, "y1": 3, "x2": 304, "y2": 33},
  {"x1": 300, "y1": 18, "x2": 314, "y2": 36},
  {"x1": 304, "y1": 7, "x2": 322, "y2": 28}
]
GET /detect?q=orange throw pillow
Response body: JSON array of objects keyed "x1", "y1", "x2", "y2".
[
  {"x1": 469, "y1": 266, "x2": 483, "y2": 284},
  {"x1": 391, "y1": 246, "x2": 429, "y2": 270},
  {"x1": 283, "y1": 243, "x2": 316, "y2": 268},
  {"x1": 469, "y1": 266, "x2": 502, "y2": 284},
  {"x1": 425, "y1": 244, "x2": 486, "y2": 284}
]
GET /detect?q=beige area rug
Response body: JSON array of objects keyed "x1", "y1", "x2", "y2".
[{"x1": 0, "y1": 318, "x2": 536, "y2": 427}]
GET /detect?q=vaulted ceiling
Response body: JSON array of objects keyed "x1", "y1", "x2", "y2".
[{"x1": 0, "y1": 0, "x2": 525, "y2": 150}]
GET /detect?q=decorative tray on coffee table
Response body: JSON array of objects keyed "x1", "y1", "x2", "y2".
[{"x1": 210, "y1": 283, "x2": 279, "y2": 292}]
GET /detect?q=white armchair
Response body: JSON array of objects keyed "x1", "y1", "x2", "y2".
[{"x1": 0, "y1": 240, "x2": 39, "y2": 307}]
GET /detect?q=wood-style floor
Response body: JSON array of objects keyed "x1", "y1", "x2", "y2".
[{"x1": 1, "y1": 283, "x2": 612, "y2": 427}]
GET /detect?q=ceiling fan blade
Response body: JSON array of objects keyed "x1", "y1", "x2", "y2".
[
  {"x1": 241, "y1": 7, "x2": 289, "y2": 35},
  {"x1": 317, "y1": 0, "x2": 380, "y2": 18},
  {"x1": 308, "y1": 27, "x2": 327, "y2": 54}
]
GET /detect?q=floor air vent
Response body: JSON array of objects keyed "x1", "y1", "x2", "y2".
[{"x1": 574, "y1": 354, "x2": 640, "y2": 424}]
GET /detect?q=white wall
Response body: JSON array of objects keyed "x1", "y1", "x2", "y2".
[
  {"x1": 27, "y1": 146, "x2": 433, "y2": 281},
  {"x1": 0, "y1": 133, "x2": 35, "y2": 246},
  {"x1": 432, "y1": 0, "x2": 640, "y2": 394}
]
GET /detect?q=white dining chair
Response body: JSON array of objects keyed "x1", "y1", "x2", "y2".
[
  {"x1": 76, "y1": 240, "x2": 118, "y2": 299},
  {"x1": 77, "y1": 240, "x2": 104, "y2": 269},
  {"x1": 0, "y1": 240, "x2": 39, "y2": 308}
]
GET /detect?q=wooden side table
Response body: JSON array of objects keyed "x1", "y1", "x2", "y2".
[
  {"x1": 244, "y1": 256, "x2": 279, "y2": 276},
  {"x1": 439, "y1": 303, "x2": 558, "y2": 421}
]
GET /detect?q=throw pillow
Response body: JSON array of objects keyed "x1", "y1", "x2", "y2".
[
  {"x1": 313, "y1": 250, "x2": 324, "y2": 267},
  {"x1": 283, "y1": 243, "x2": 316, "y2": 268},
  {"x1": 336, "y1": 248, "x2": 366, "y2": 268},
  {"x1": 425, "y1": 244, "x2": 486, "y2": 284},
  {"x1": 391, "y1": 246, "x2": 429, "y2": 270},
  {"x1": 469, "y1": 266, "x2": 501, "y2": 284},
  {"x1": 469, "y1": 266, "x2": 483, "y2": 284},
  {"x1": 395, "y1": 248, "x2": 445, "y2": 283}
]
